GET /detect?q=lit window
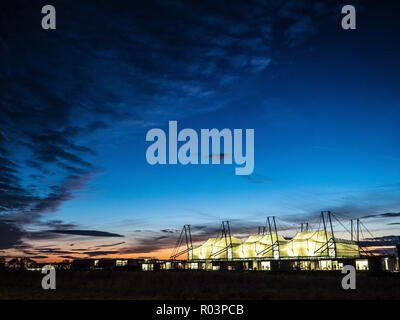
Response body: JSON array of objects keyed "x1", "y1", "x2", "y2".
[
  {"x1": 116, "y1": 260, "x2": 127, "y2": 267},
  {"x1": 356, "y1": 259, "x2": 368, "y2": 270},
  {"x1": 261, "y1": 261, "x2": 271, "y2": 270}
]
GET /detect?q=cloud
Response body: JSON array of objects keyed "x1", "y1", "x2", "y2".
[
  {"x1": 0, "y1": 221, "x2": 23, "y2": 250},
  {"x1": 361, "y1": 212, "x2": 400, "y2": 219},
  {"x1": 0, "y1": 222, "x2": 125, "y2": 252},
  {"x1": 28, "y1": 256, "x2": 49, "y2": 259},
  {"x1": 359, "y1": 235, "x2": 400, "y2": 255},
  {"x1": 47, "y1": 230, "x2": 124, "y2": 238},
  {"x1": 241, "y1": 173, "x2": 271, "y2": 185},
  {"x1": 59, "y1": 255, "x2": 83, "y2": 260},
  {"x1": 277, "y1": 182, "x2": 400, "y2": 225},
  {"x1": 249, "y1": 57, "x2": 271, "y2": 72},
  {"x1": 32, "y1": 248, "x2": 77, "y2": 255},
  {"x1": 36, "y1": 220, "x2": 77, "y2": 230},
  {"x1": 93, "y1": 242, "x2": 126, "y2": 248},
  {"x1": 160, "y1": 229, "x2": 176, "y2": 234},
  {"x1": 84, "y1": 251, "x2": 119, "y2": 257},
  {"x1": 284, "y1": 16, "x2": 316, "y2": 47},
  {"x1": 11, "y1": 174, "x2": 94, "y2": 225},
  {"x1": 0, "y1": 0, "x2": 342, "y2": 257},
  {"x1": 379, "y1": 235, "x2": 399, "y2": 242}
]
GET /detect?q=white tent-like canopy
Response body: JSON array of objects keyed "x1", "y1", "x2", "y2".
[{"x1": 191, "y1": 231, "x2": 360, "y2": 260}]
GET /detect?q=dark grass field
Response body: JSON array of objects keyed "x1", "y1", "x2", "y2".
[{"x1": 1, "y1": 270, "x2": 400, "y2": 300}]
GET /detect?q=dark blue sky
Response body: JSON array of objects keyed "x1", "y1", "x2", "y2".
[{"x1": 1, "y1": 0, "x2": 400, "y2": 260}]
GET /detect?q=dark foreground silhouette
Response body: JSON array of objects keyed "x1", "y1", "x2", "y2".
[{"x1": 1, "y1": 270, "x2": 399, "y2": 299}]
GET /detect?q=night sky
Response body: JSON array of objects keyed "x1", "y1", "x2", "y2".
[{"x1": 1, "y1": 0, "x2": 400, "y2": 261}]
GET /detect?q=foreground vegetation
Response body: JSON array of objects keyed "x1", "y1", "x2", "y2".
[{"x1": 0, "y1": 270, "x2": 399, "y2": 299}]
